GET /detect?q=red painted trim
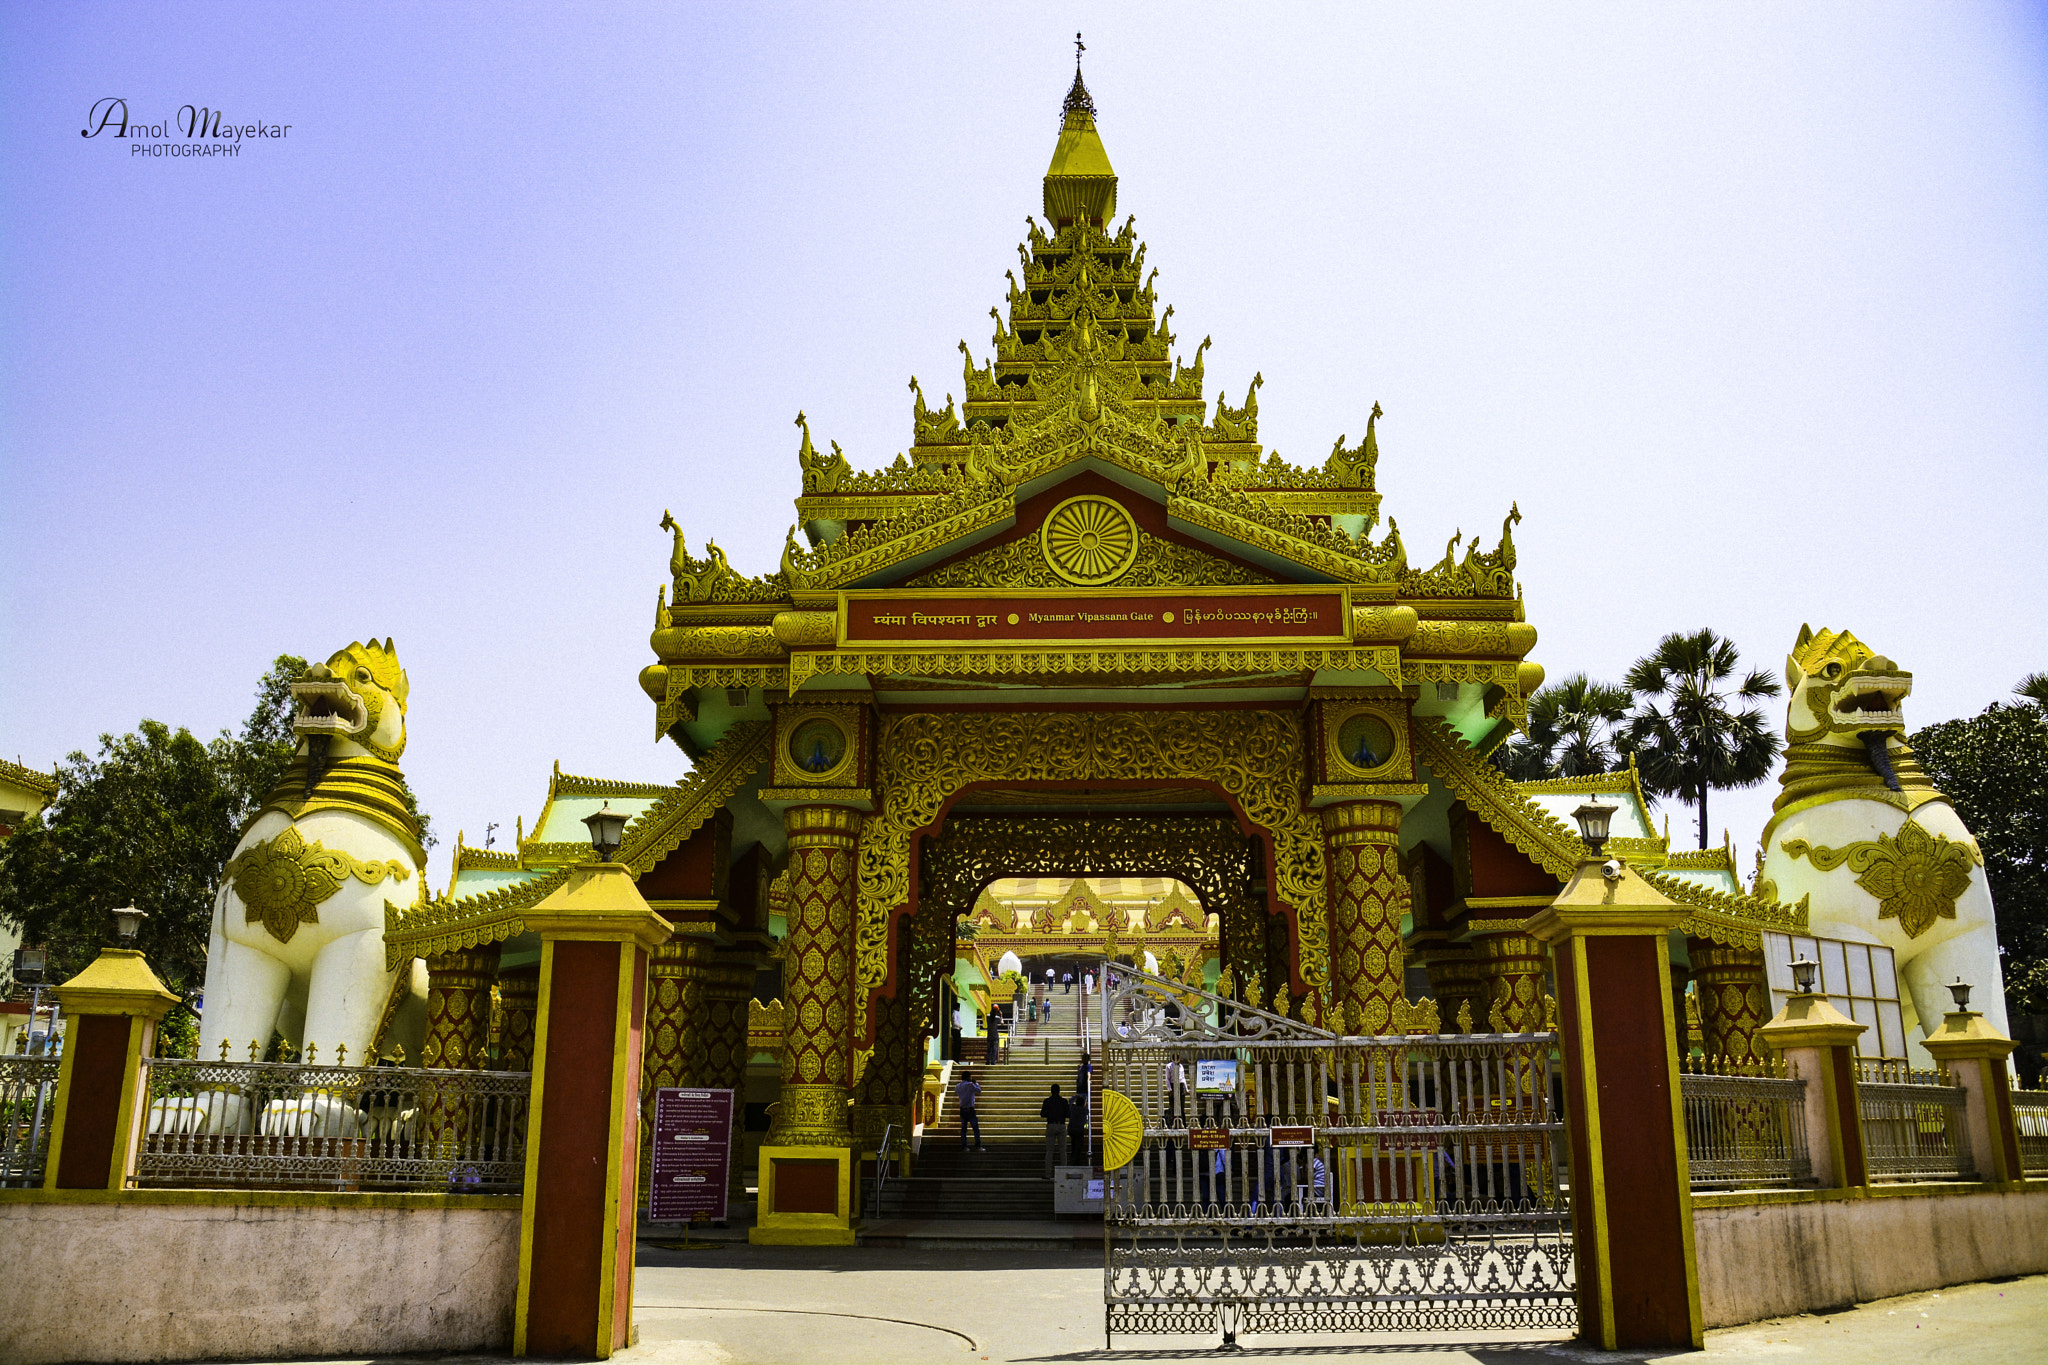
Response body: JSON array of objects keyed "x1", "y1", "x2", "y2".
[
  {"x1": 871, "y1": 698, "x2": 1303, "y2": 715},
  {"x1": 524, "y1": 941, "x2": 621, "y2": 1357},
  {"x1": 1584, "y1": 936, "x2": 1692, "y2": 1348},
  {"x1": 1831, "y1": 1048, "x2": 1867, "y2": 1184},
  {"x1": 1552, "y1": 946, "x2": 1604, "y2": 1340},
  {"x1": 611, "y1": 947, "x2": 646, "y2": 1351},
  {"x1": 53, "y1": 1015, "x2": 130, "y2": 1189}
]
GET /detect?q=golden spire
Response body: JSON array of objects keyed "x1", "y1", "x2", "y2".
[{"x1": 1045, "y1": 35, "x2": 1116, "y2": 226}]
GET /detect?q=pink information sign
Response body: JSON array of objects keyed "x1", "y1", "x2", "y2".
[{"x1": 649, "y1": 1087, "x2": 734, "y2": 1222}]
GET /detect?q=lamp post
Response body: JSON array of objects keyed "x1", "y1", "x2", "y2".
[
  {"x1": 1790, "y1": 956, "x2": 1819, "y2": 997},
  {"x1": 1946, "y1": 977, "x2": 1972, "y2": 1012},
  {"x1": 12, "y1": 945, "x2": 50, "y2": 1055},
  {"x1": 110, "y1": 907, "x2": 147, "y2": 946},
  {"x1": 581, "y1": 803, "x2": 630, "y2": 862},
  {"x1": 1571, "y1": 801, "x2": 1617, "y2": 859}
]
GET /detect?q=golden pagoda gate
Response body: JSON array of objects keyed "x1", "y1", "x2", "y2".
[
  {"x1": 1096, "y1": 961, "x2": 1572, "y2": 1346},
  {"x1": 391, "y1": 57, "x2": 1791, "y2": 1339}
]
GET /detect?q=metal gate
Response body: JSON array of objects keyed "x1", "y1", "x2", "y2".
[{"x1": 1099, "y1": 965, "x2": 1574, "y2": 1346}]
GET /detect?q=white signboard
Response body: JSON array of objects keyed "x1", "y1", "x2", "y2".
[{"x1": 1194, "y1": 1059, "x2": 1238, "y2": 1094}]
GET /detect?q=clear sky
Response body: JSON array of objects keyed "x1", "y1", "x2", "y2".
[{"x1": 3, "y1": 2, "x2": 2042, "y2": 889}]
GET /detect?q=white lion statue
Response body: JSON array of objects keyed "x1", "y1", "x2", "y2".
[
  {"x1": 1759, "y1": 626, "x2": 2008, "y2": 1060},
  {"x1": 194, "y1": 640, "x2": 431, "y2": 1069}
]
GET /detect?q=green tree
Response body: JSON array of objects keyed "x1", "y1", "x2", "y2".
[
  {"x1": 1491, "y1": 674, "x2": 1633, "y2": 780},
  {"x1": 1623, "y1": 629, "x2": 1782, "y2": 849},
  {"x1": 1909, "y1": 677, "x2": 2048, "y2": 1015},
  {"x1": 0, "y1": 655, "x2": 432, "y2": 1049}
]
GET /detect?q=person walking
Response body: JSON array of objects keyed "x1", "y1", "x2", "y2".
[
  {"x1": 1073, "y1": 1051, "x2": 1093, "y2": 1161},
  {"x1": 985, "y1": 1008, "x2": 1004, "y2": 1064},
  {"x1": 956, "y1": 1071, "x2": 986, "y2": 1151},
  {"x1": 1040, "y1": 1083, "x2": 1071, "y2": 1178},
  {"x1": 1163, "y1": 1057, "x2": 1187, "y2": 1127},
  {"x1": 1063, "y1": 971, "x2": 1074, "y2": 994}
]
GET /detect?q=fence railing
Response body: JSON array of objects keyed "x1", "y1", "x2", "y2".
[
  {"x1": 1679, "y1": 1055, "x2": 1812, "y2": 1189},
  {"x1": 136, "y1": 1057, "x2": 531, "y2": 1192},
  {"x1": 2015, "y1": 1088, "x2": 2048, "y2": 1177},
  {"x1": 1, "y1": 1055, "x2": 62, "y2": 1188},
  {"x1": 1855, "y1": 1059, "x2": 1973, "y2": 1182}
]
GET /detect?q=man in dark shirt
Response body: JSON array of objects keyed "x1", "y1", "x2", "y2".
[{"x1": 1040, "y1": 1083, "x2": 1072, "y2": 1178}]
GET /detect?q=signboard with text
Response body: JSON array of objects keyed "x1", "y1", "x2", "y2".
[
  {"x1": 838, "y1": 587, "x2": 1349, "y2": 648},
  {"x1": 649, "y1": 1087, "x2": 734, "y2": 1222},
  {"x1": 1194, "y1": 1059, "x2": 1239, "y2": 1095}
]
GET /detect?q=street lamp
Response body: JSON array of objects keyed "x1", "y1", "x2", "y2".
[
  {"x1": 1946, "y1": 977, "x2": 1972, "y2": 1012},
  {"x1": 11, "y1": 945, "x2": 52, "y2": 1056},
  {"x1": 582, "y1": 803, "x2": 630, "y2": 862},
  {"x1": 1789, "y1": 956, "x2": 1819, "y2": 996},
  {"x1": 1571, "y1": 801, "x2": 1618, "y2": 858},
  {"x1": 111, "y1": 907, "x2": 147, "y2": 945}
]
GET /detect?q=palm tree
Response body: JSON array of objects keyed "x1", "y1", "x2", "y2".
[
  {"x1": 1491, "y1": 674, "x2": 1633, "y2": 780},
  {"x1": 2017, "y1": 672, "x2": 2048, "y2": 709},
  {"x1": 1623, "y1": 629, "x2": 1782, "y2": 849}
]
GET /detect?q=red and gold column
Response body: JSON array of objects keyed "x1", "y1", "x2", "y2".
[
  {"x1": 639, "y1": 934, "x2": 711, "y2": 1191},
  {"x1": 752, "y1": 804, "x2": 861, "y2": 1246},
  {"x1": 1687, "y1": 939, "x2": 1768, "y2": 1065},
  {"x1": 421, "y1": 946, "x2": 501, "y2": 1069},
  {"x1": 852, "y1": 978, "x2": 915, "y2": 1155},
  {"x1": 1473, "y1": 927, "x2": 1549, "y2": 1032},
  {"x1": 513, "y1": 861, "x2": 670, "y2": 1359},
  {"x1": 496, "y1": 965, "x2": 541, "y2": 1071},
  {"x1": 1323, "y1": 800, "x2": 1407, "y2": 1036},
  {"x1": 1416, "y1": 942, "x2": 1486, "y2": 1033},
  {"x1": 1528, "y1": 863, "x2": 1702, "y2": 1351}
]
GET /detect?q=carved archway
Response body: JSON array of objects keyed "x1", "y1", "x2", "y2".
[{"x1": 853, "y1": 707, "x2": 1326, "y2": 1048}]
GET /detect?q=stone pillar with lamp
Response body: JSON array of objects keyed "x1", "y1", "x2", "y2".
[
  {"x1": 511, "y1": 802, "x2": 671, "y2": 1360},
  {"x1": 43, "y1": 909, "x2": 179, "y2": 1191},
  {"x1": 1526, "y1": 802, "x2": 1704, "y2": 1351}
]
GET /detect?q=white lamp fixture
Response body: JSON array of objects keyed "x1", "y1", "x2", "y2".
[
  {"x1": 1789, "y1": 956, "x2": 1819, "y2": 996},
  {"x1": 1571, "y1": 801, "x2": 1618, "y2": 858},
  {"x1": 111, "y1": 907, "x2": 147, "y2": 945},
  {"x1": 1946, "y1": 977, "x2": 1972, "y2": 1012},
  {"x1": 581, "y1": 803, "x2": 630, "y2": 862}
]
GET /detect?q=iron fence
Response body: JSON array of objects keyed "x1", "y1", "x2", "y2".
[
  {"x1": 136, "y1": 1056, "x2": 530, "y2": 1192},
  {"x1": 2014, "y1": 1088, "x2": 2048, "y2": 1177},
  {"x1": 1679, "y1": 1055, "x2": 1812, "y2": 1189},
  {"x1": 0, "y1": 1054, "x2": 61, "y2": 1188},
  {"x1": 1855, "y1": 1059, "x2": 1973, "y2": 1182},
  {"x1": 1100, "y1": 965, "x2": 1573, "y2": 1346}
]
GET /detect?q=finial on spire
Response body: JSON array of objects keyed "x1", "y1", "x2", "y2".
[
  {"x1": 1076, "y1": 32, "x2": 1085, "y2": 68},
  {"x1": 1062, "y1": 35, "x2": 1096, "y2": 127}
]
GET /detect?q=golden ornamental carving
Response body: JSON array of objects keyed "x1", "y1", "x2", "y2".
[
  {"x1": 1350, "y1": 604, "x2": 1419, "y2": 644},
  {"x1": 857, "y1": 708, "x2": 1327, "y2": 1048},
  {"x1": 225, "y1": 826, "x2": 410, "y2": 945},
  {"x1": 908, "y1": 525, "x2": 1270, "y2": 590},
  {"x1": 1782, "y1": 818, "x2": 1976, "y2": 939},
  {"x1": 1407, "y1": 620, "x2": 1537, "y2": 658},
  {"x1": 1041, "y1": 495, "x2": 1140, "y2": 585},
  {"x1": 771, "y1": 611, "x2": 838, "y2": 647},
  {"x1": 790, "y1": 644, "x2": 1403, "y2": 692},
  {"x1": 651, "y1": 625, "x2": 782, "y2": 660}
]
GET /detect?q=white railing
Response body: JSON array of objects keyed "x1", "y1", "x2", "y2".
[
  {"x1": 1679, "y1": 1055, "x2": 1812, "y2": 1189},
  {"x1": 137, "y1": 1056, "x2": 530, "y2": 1192},
  {"x1": 2014, "y1": 1087, "x2": 2048, "y2": 1177},
  {"x1": 0, "y1": 1055, "x2": 61, "y2": 1188},
  {"x1": 1856, "y1": 1059, "x2": 1973, "y2": 1182}
]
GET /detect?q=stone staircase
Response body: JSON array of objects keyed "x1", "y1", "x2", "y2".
[{"x1": 873, "y1": 986, "x2": 1100, "y2": 1221}]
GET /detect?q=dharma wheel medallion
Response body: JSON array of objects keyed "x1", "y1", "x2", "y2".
[{"x1": 1041, "y1": 495, "x2": 1139, "y2": 586}]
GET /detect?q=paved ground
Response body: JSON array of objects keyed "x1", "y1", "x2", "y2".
[
  {"x1": 228, "y1": 1251, "x2": 2048, "y2": 1365},
  {"x1": 615, "y1": 1246, "x2": 2048, "y2": 1365}
]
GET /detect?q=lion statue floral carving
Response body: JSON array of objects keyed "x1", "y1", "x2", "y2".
[
  {"x1": 1758, "y1": 626, "x2": 2009, "y2": 1056},
  {"x1": 195, "y1": 640, "x2": 431, "y2": 1066}
]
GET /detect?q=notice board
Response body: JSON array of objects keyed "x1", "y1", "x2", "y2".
[{"x1": 649, "y1": 1087, "x2": 734, "y2": 1222}]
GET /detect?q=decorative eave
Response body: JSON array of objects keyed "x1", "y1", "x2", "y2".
[
  {"x1": 1643, "y1": 867, "x2": 1810, "y2": 949},
  {"x1": 1513, "y1": 755, "x2": 1655, "y2": 820},
  {"x1": 0, "y1": 757, "x2": 58, "y2": 799},
  {"x1": 617, "y1": 720, "x2": 772, "y2": 878},
  {"x1": 1414, "y1": 716, "x2": 1584, "y2": 880},
  {"x1": 384, "y1": 866, "x2": 570, "y2": 970}
]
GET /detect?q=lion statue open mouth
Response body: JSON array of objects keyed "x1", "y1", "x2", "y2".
[
  {"x1": 186, "y1": 639, "x2": 429, "y2": 1098},
  {"x1": 1762, "y1": 625, "x2": 2007, "y2": 1059}
]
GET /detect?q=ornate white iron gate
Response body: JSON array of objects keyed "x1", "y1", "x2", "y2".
[{"x1": 1099, "y1": 965, "x2": 1574, "y2": 1347}]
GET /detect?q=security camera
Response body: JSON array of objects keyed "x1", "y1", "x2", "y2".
[{"x1": 1601, "y1": 859, "x2": 1623, "y2": 881}]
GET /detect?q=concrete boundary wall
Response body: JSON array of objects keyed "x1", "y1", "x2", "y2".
[
  {"x1": 1694, "y1": 1181, "x2": 2048, "y2": 1329},
  {"x1": 0, "y1": 1191, "x2": 520, "y2": 1365}
]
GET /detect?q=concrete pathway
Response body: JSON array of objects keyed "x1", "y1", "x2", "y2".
[{"x1": 620, "y1": 1245, "x2": 2048, "y2": 1365}]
